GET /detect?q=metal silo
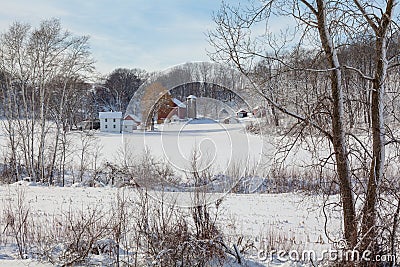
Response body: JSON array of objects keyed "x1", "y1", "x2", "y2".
[{"x1": 186, "y1": 95, "x2": 197, "y2": 119}]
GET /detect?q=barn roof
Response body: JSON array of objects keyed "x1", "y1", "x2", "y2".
[
  {"x1": 172, "y1": 98, "x2": 186, "y2": 108},
  {"x1": 124, "y1": 114, "x2": 141, "y2": 122}
]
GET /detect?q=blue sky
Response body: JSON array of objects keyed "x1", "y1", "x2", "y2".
[{"x1": 0, "y1": 0, "x2": 232, "y2": 74}]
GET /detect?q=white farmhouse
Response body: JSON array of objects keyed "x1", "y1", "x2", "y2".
[{"x1": 99, "y1": 112, "x2": 123, "y2": 133}]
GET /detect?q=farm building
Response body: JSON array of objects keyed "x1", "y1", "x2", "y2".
[
  {"x1": 123, "y1": 114, "x2": 140, "y2": 132},
  {"x1": 171, "y1": 98, "x2": 187, "y2": 120},
  {"x1": 236, "y1": 109, "x2": 249, "y2": 118},
  {"x1": 99, "y1": 112, "x2": 122, "y2": 133},
  {"x1": 186, "y1": 95, "x2": 197, "y2": 119},
  {"x1": 156, "y1": 94, "x2": 187, "y2": 124},
  {"x1": 252, "y1": 106, "x2": 267, "y2": 118}
]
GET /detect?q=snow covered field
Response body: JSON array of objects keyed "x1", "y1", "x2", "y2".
[
  {"x1": 0, "y1": 118, "x2": 270, "y2": 177},
  {"x1": 0, "y1": 184, "x2": 342, "y2": 266},
  {"x1": 0, "y1": 119, "x2": 345, "y2": 266},
  {"x1": 100, "y1": 119, "x2": 268, "y2": 176}
]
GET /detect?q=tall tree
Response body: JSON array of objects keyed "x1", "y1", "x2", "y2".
[
  {"x1": 208, "y1": 0, "x2": 399, "y2": 259},
  {"x1": 353, "y1": 0, "x2": 396, "y2": 253},
  {"x1": 0, "y1": 18, "x2": 94, "y2": 183},
  {"x1": 95, "y1": 68, "x2": 147, "y2": 112}
]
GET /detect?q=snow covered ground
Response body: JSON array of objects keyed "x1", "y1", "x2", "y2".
[
  {"x1": 0, "y1": 119, "x2": 344, "y2": 266},
  {"x1": 0, "y1": 118, "x2": 272, "y2": 179},
  {"x1": 115, "y1": 119, "x2": 268, "y2": 176},
  {"x1": 0, "y1": 184, "x2": 342, "y2": 266}
]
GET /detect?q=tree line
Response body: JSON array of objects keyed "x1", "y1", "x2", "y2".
[{"x1": 0, "y1": 18, "x2": 147, "y2": 185}]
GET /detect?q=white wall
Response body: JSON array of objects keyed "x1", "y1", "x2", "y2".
[
  {"x1": 122, "y1": 120, "x2": 137, "y2": 132},
  {"x1": 100, "y1": 118, "x2": 122, "y2": 133}
]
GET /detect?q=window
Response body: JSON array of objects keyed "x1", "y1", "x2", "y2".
[
  {"x1": 105, "y1": 125, "x2": 108, "y2": 129},
  {"x1": 113, "y1": 125, "x2": 116, "y2": 128},
  {"x1": 113, "y1": 118, "x2": 116, "y2": 122},
  {"x1": 105, "y1": 118, "x2": 108, "y2": 122}
]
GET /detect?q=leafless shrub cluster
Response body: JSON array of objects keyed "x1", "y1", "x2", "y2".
[
  {"x1": 129, "y1": 148, "x2": 177, "y2": 189},
  {"x1": 264, "y1": 167, "x2": 338, "y2": 195},
  {"x1": 2, "y1": 187, "x2": 30, "y2": 259},
  {"x1": 131, "y1": 190, "x2": 226, "y2": 266},
  {"x1": 0, "y1": 185, "x2": 234, "y2": 266}
]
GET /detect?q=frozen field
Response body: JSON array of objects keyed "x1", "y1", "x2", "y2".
[
  {"x1": 0, "y1": 183, "x2": 342, "y2": 266},
  {"x1": 0, "y1": 119, "x2": 271, "y2": 177},
  {"x1": 0, "y1": 118, "x2": 322, "y2": 183},
  {"x1": 106, "y1": 119, "x2": 268, "y2": 175}
]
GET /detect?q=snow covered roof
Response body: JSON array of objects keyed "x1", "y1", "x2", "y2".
[
  {"x1": 172, "y1": 98, "x2": 186, "y2": 108},
  {"x1": 124, "y1": 114, "x2": 141, "y2": 122},
  {"x1": 253, "y1": 106, "x2": 265, "y2": 109},
  {"x1": 186, "y1": 95, "x2": 197, "y2": 99},
  {"x1": 99, "y1": 112, "x2": 123, "y2": 119}
]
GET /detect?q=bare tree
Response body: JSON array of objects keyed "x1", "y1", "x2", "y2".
[
  {"x1": 0, "y1": 18, "x2": 94, "y2": 184},
  {"x1": 208, "y1": 0, "x2": 399, "y2": 260},
  {"x1": 103, "y1": 68, "x2": 147, "y2": 112},
  {"x1": 351, "y1": 0, "x2": 396, "y2": 253},
  {"x1": 140, "y1": 82, "x2": 169, "y2": 130}
]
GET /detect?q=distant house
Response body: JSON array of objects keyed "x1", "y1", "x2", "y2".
[
  {"x1": 236, "y1": 109, "x2": 248, "y2": 118},
  {"x1": 99, "y1": 112, "x2": 122, "y2": 133},
  {"x1": 252, "y1": 106, "x2": 267, "y2": 118},
  {"x1": 123, "y1": 114, "x2": 140, "y2": 132},
  {"x1": 76, "y1": 119, "x2": 100, "y2": 131}
]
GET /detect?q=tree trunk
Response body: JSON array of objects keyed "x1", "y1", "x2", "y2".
[
  {"x1": 352, "y1": 0, "x2": 394, "y2": 254},
  {"x1": 361, "y1": 13, "x2": 391, "y2": 256},
  {"x1": 315, "y1": 0, "x2": 358, "y2": 247}
]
